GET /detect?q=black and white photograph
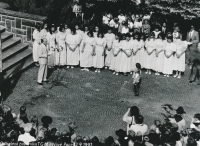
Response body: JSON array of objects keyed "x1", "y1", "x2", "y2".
[{"x1": 0, "y1": 0, "x2": 200, "y2": 145}]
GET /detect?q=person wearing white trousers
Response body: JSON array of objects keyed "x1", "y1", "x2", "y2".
[{"x1": 37, "y1": 38, "x2": 49, "y2": 85}]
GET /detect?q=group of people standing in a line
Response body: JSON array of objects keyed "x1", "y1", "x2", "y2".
[{"x1": 33, "y1": 22, "x2": 190, "y2": 86}]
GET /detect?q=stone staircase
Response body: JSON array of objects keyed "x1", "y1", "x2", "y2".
[{"x1": 1, "y1": 26, "x2": 33, "y2": 80}]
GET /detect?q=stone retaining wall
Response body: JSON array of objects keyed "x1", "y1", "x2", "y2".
[{"x1": 0, "y1": 8, "x2": 47, "y2": 44}]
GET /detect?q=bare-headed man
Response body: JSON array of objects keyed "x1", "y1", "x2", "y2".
[{"x1": 37, "y1": 38, "x2": 49, "y2": 85}]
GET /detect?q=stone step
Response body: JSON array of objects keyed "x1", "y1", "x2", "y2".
[
  {"x1": 2, "y1": 43, "x2": 29, "y2": 61},
  {"x1": 1, "y1": 31, "x2": 13, "y2": 42},
  {"x1": 3, "y1": 48, "x2": 32, "y2": 71},
  {"x1": 2, "y1": 37, "x2": 21, "y2": 52},
  {"x1": 0, "y1": 21, "x2": 5, "y2": 27},
  {"x1": 0, "y1": 26, "x2": 5, "y2": 33},
  {"x1": 3, "y1": 57, "x2": 34, "y2": 80}
]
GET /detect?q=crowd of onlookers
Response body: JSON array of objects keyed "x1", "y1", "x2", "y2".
[{"x1": 1, "y1": 104, "x2": 200, "y2": 146}]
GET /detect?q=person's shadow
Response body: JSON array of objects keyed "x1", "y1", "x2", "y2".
[{"x1": 0, "y1": 60, "x2": 27, "y2": 102}]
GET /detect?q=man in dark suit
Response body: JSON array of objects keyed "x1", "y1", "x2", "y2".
[
  {"x1": 187, "y1": 25, "x2": 200, "y2": 84},
  {"x1": 160, "y1": 22, "x2": 170, "y2": 40}
]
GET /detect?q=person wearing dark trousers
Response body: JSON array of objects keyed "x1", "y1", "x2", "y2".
[
  {"x1": 133, "y1": 70, "x2": 141, "y2": 96},
  {"x1": 186, "y1": 25, "x2": 199, "y2": 69},
  {"x1": 189, "y1": 59, "x2": 200, "y2": 85}
]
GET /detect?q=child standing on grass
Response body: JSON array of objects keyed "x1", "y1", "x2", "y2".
[{"x1": 132, "y1": 63, "x2": 142, "y2": 96}]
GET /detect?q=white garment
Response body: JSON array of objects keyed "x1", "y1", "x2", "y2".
[
  {"x1": 118, "y1": 15, "x2": 126, "y2": 23},
  {"x1": 153, "y1": 31, "x2": 161, "y2": 39},
  {"x1": 18, "y1": 133, "x2": 36, "y2": 145},
  {"x1": 129, "y1": 124, "x2": 148, "y2": 136},
  {"x1": 33, "y1": 29, "x2": 41, "y2": 62},
  {"x1": 121, "y1": 27, "x2": 129, "y2": 34},
  {"x1": 103, "y1": 15, "x2": 110, "y2": 24},
  {"x1": 133, "y1": 21, "x2": 142, "y2": 28}
]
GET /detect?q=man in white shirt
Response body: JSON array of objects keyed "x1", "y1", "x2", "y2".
[
  {"x1": 18, "y1": 123, "x2": 36, "y2": 145},
  {"x1": 129, "y1": 115, "x2": 148, "y2": 136},
  {"x1": 37, "y1": 38, "x2": 49, "y2": 85}
]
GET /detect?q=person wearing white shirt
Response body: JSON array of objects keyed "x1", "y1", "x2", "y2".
[
  {"x1": 18, "y1": 123, "x2": 36, "y2": 145},
  {"x1": 121, "y1": 23, "x2": 129, "y2": 34},
  {"x1": 118, "y1": 13, "x2": 126, "y2": 24},
  {"x1": 128, "y1": 115, "x2": 148, "y2": 136}
]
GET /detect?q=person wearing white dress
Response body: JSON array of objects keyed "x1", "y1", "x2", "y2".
[
  {"x1": 173, "y1": 37, "x2": 188, "y2": 78},
  {"x1": 82, "y1": 25, "x2": 89, "y2": 39},
  {"x1": 32, "y1": 24, "x2": 41, "y2": 66},
  {"x1": 75, "y1": 23, "x2": 83, "y2": 41},
  {"x1": 104, "y1": 27, "x2": 115, "y2": 69},
  {"x1": 80, "y1": 31, "x2": 95, "y2": 71},
  {"x1": 55, "y1": 26, "x2": 67, "y2": 66},
  {"x1": 138, "y1": 34, "x2": 145, "y2": 68},
  {"x1": 66, "y1": 28, "x2": 81, "y2": 68},
  {"x1": 154, "y1": 34, "x2": 165, "y2": 76},
  {"x1": 145, "y1": 34, "x2": 156, "y2": 74},
  {"x1": 131, "y1": 33, "x2": 141, "y2": 73},
  {"x1": 110, "y1": 34, "x2": 121, "y2": 75},
  {"x1": 120, "y1": 33, "x2": 133, "y2": 76},
  {"x1": 40, "y1": 22, "x2": 48, "y2": 40},
  {"x1": 93, "y1": 32, "x2": 106, "y2": 73},
  {"x1": 46, "y1": 24, "x2": 57, "y2": 68},
  {"x1": 163, "y1": 36, "x2": 176, "y2": 77}
]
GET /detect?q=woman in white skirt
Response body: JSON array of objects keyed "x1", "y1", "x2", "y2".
[
  {"x1": 154, "y1": 34, "x2": 165, "y2": 76},
  {"x1": 64, "y1": 23, "x2": 71, "y2": 35},
  {"x1": 55, "y1": 26, "x2": 67, "y2": 66},
  {"x1": 93, "y1": 32, "x2": 106, "y2": 73},
  {"x1": 163, "y1": 36, "x2": 176, "y2": 77},
  {"x1": 120, "y1": 33, "x2": 133, "y2": 76},
  {"x1": 66, "y1": 28, "x2": 81, "y2": 68},
  {"x1": 75, "y1": 23, "x2": 83, "y2": 41},
  {"x1": 132, "y1": 33, "x2": 141, "y2": 72},
  {"x1": 104, "y1": 27, "x2": 115, "y2": 69},
  {"x1": 32, "y1": 24, "x2": 41, "y2": 66},
  {"x1": 138, "y1": 34, "x2": 145, "y2": 68},
  {"x1": 144, "y1": 33, "x2": 156, "y2": 74},
  {"x1": 110, "y1": 33, "x2": 121, "y2": 75},
  {"x1": 80, "y1": 31, "x2": 96, "y2": 71},
  {"x1": 46, "y1": 24, "x2": 57, "y2": 68},
  {"x1": 173, "y1": 37, "x2": 188, "y2": 78},
  {"x1": 40, "y1": 22, "x2": 48, "y2": 40}
]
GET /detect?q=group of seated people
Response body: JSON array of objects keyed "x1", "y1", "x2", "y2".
[{"x1": 1, "y1": 103, "x2": 200, "y2": 146}]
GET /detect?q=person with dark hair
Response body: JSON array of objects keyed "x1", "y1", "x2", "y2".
[
  {"x1": 132, "y1": 62, "x2": 142, "y2": 95},
  {"x1": 120, "y1": 33, "x2": 133, "y2": 76},
  {"x1": 66, "y1": 28, "x2": 81, "y2": 69},
  {"x1": 80, "y1": 31, "x2": 95, "y2": 71},
  {"x1": 173, "y1": 36, "x2": 188, "y2": 78},
  {"x1": 33, "y1": 23, "x2": 41, "y2": 66},
  {"x1": 110, "y1": 33, "x2": 121, "y2": 76},
  {"x1": 40, "y1": 21, "x2": 48, "y2": 40},
  {"x1": 142, "y1": 19, "x2": 151, "y2": 36},
  {"x1": 93, "y1": 32, "x2": 106, "y2": 73},
  {"x1": 154, "y1": 34, "x2": 165, "y2": 76},
  {"x1": 93, "y1": 25, "x2": 100, "y2": 38},
  {"x1": 153, "y1": 25, "x2": 161, "y2": 39},
  {"x1": 163, "y1": 36, "x2": 176, "y2": 77},
  {"x1": 129, "y1": 115, "x2": 148, "y2": 136},
  {"x1": 123, "y1": 106, "x2": 140, "y2": 135},
  {"x1": 187, "y1": 25, "x2": 199, "y2": 69},
  {"x1": 46, "y1": 24, "x2": 57, "y2": 68},
  {"x1": 131, "y1": 33, "x2": 141, "y2": 73},
  {"x1": 55, "y1": 26, "x2": 67, "y2": 66},
  {"x1": 137, "y1": 34, "x2": 146, "y2": 68},
  {"x1": 83, "y1": 25, "x2": 89, "y2": 38},
  {"x1": 75, "y1": 23, "x2": 83, "y2": 39},
  {"x1": 160, "y1": 22, "x2": 170, "y2": 40},
  {"x1": 144, "y1": 33, "x2": 156, "y2": 75},
  {"x1": 104, "y1": 27, "x2": 115, "y2": 69},
  {"x1": 64, "y1": 23, "x2": 71, "y2": 35}
]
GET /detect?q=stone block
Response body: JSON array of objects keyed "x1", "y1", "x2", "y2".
[
  {"x1": 0, "y1": 21, "x2": 5, "y2": 27},
  {"x1": 12, "y1": 28, "x2": 26, "y2": 35},
  {"x1": 22, "y1": 19, "x2": 36, "y2": 27},
  {"x1": 0, "y1": 15, "x2": 2, "y2": 21},
  {"x1": 12, "y1": 20, "x2": 16, "y2": 28},
  {"x1": 2, "y1": 15, "x2": 15, "y2": 20},
  {"x1": 6, "y1": 20, "x2": 11, "y2": 32},
  {"x1": 16, "y1": 18, "x2": 21, "y2": 29},
  {"x1": 22, "y1": 25, "x2": 26, "y2": 30},
  {"x1": 27, "y1": 26, "x2": 32, "y2": 41}
]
